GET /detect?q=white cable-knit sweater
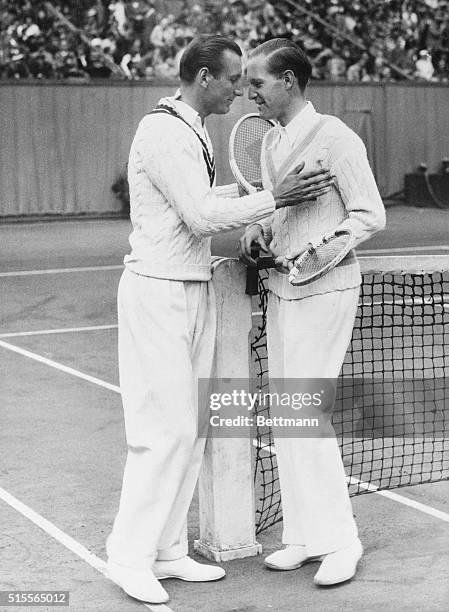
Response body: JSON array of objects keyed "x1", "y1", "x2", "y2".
[
  {"x1": 124, "y1": 94, "x2": 275, "y2": 281},
  {"x1": 255, "y1": 102, "x2": 386, "y2": 299}
]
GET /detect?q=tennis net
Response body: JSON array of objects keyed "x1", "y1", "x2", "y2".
[{"x1": 252, "y1": 255, "x2": 449, "y2": 534}]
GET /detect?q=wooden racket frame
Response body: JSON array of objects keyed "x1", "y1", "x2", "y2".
[
  {"x1": 289, "y1": 229, "x2": 354, "y2": 287},
  {"x1": 229, "y1": 113, "x2": 274, "y2": 195}
]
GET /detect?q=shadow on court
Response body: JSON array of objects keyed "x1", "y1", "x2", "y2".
[{"x1": 0, "y1": 213, "x2": 448, "y2": 611}]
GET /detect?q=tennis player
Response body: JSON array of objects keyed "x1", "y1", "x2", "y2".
[
  {"x1": 239, "y1": 39, "x2": 386, "y2": 586},
  {"x1": 106, "y1": 35, "x2": 334, "y2": 604}
]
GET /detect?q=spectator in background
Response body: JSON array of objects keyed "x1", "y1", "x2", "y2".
[
  {"x1": 415, "y1": 49, "x2": 435, "y2": 80},
  {"x1": 371, "y1": 47, "x2": 389, "y2": 81},
  {"x1": 84, "y1": 7, "x2": 100, "y2": 38},
  {"x1": 35, "y1": 6, "x2": 54, "y2": 32},
  {"x1": 120, "y1": 37, "x2": 142, "y2": 78},
  {"x1": 140, "y1": 3, "x2": 158, "y2": 53},
  {"x1": 126, "y1": 0, "x2": 152, "y2": 37},
  {"x1": 325, "y1": 43, "x2": 347, "y2": 81},
  {"x1": 86, "y1": 40, "x2": 112, "y2": 78},
  {"x1": 17, "y1": 15, "x2": 41, "y2": 42},
  {"x1": 5, "y1": 49, "x2": 30, "y2": 78},
  {"x1": 109, "y1": 17, "x2": 134, "y2": 65},
  {"x1": 76, "y1": 41, "x2": 89, "y2": 71},
  {"x1": 347, "y1": 51, "x2": 370, "y2": 82},
  {"x1": 140, "y1": 50, "x2": 155, "y2": 79},
  {"x1": 388, "y1": 36, "x2": 414, "y2": 72},
  {"x1": 108, "y1": 0, "x2": 127, "y2": 36},
  {"x1": 0, "y1": 0, "x2": 448, "y2": 82},
  {"x1": 435, "y1": 53, "x2": 448, "y2": 81},
  {"x1": 27, "y1": 48, "x2": 56, "y2": 79},
  {"x1": 54, "y1": 36, "x2": 71, "y2": 69},
  {"x1": 153, "y1": 45, "x2": 178, "y2": 80},
  {"x1": 149, "y1": 16, "x2": 165, "y2": 50},
  {"x1": 60, "y1": 51, "x2": 89, "y2": 80}
]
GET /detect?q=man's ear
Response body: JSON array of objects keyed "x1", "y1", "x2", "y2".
[
  {"x1": 283, "y1": 69, "x2": 295, "y2": 90},
  {"x1": 197, "y1": 66, "x2": 211, "y2": 88}
]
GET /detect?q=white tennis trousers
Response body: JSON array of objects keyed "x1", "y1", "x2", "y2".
[
  {"x1": 267, "y1": 287, "x2": 360, "y2": 556},
  {"x1": 106, "y1": 269, "x2": 216, "y2": 569}
]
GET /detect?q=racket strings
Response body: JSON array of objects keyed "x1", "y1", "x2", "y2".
[
  {"x1": 233, "y1": 118, "x2": 273, "y2": 185},
  {"x1": 293, "y1": 234, "x2": 351, "y2": 280}
]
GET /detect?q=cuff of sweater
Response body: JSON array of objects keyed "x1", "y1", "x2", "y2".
[{"x1": 214, "y1": 183, "x2": 240, "y2": 198}]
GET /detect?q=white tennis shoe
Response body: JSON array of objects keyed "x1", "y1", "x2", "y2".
[
  {"x1": 153, "y1": 556, "x2": 226, "y2": 582},
  {"x1": 314, "y1": 538, "x2": 363, "y2": 586},
  {"x1": 264, "y1": 545, "x2": 324, "y2": 570},
  {"x1": 106, "y1": 560, "x2": 169, "y2": 603}
]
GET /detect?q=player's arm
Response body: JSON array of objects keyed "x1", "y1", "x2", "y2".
[
  {"x1": 213, "y1": 183, "x2": 240, "y2": 198},
  {"x1": 330, "y1": 135, "x2": 386, "y2": 246},
  {"x1": 146, "y1": 141, "x2": 274, "y2": 237},
  {"x1": 139, "y1": 118, "x2": 313, "y2": 238}
]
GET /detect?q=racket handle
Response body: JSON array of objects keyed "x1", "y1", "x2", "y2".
[
  {"x1": 257, "y1": 256, "x2": 276, "y2": 269},
  {"x1": 245, "y1": 247, "x2": 260, "y2": 296}
]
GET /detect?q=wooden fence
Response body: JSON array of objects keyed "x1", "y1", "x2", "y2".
[{"x1": 0, "y1": 81, "x2": 447, "y2": 216}]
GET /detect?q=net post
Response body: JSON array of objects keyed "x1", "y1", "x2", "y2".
[{"x1": 194, "y1": 257, "x2": 262, "y2": 561}]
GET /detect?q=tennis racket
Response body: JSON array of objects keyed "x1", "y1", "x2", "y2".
[
  {"x1": 288, "y1": 229, "x2": 354, "y2": 286},
  {"x1": 229, "y1": 114, "x2": 275, "y2": 294},
  {"x1": 229, "y1": 113, "x2": 275, "y2": 194}
]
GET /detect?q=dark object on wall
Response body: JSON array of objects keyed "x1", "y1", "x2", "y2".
[
  {"x1": 111, "y1": 167, "x2": 130, "y2": 215},
  {"x1": 404, "y1": 162, "x2": 449, "y2": 209}
]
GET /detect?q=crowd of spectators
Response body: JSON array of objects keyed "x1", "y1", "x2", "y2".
[{"x1": 1, "y1": 0, "x2": 448, "y2": 82}]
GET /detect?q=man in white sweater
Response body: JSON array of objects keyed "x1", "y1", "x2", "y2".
[
  {"x1": 106, "y1": 35, "x2": 334, "y2": 604},
  {"x1": 240, "y1": 39, "x2": 386, "y2": 586}
]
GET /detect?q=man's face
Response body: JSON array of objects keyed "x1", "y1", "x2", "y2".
[
  {"x1": 206, "y1": 49, "x2": 243, "y2": 115},
  {"x1": 246, "y1": 54, "x2": 289, "y2": 123}
]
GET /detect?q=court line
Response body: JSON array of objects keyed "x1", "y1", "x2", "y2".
[
  {"x1": 0, "y1": 264, "x2": 123, "y2": 277},
  {"x1": 358, "y1": 246, "x2": 449, "y2": 255},
  {"x1": 347, "y1": 476, "x2": 449, "y2": 523},
  {"x1": 0, "y1": 340, "x2": 120, "y2": 394},
  {"x1": 0, "y1": 324, "x2": 118, "y2": 339},
  {"x1": 253, "y1": 441, "x2": 449, "y2": 523},
  {"x1": 0, "y1": 487, "x2": 173, "y2": 612},
  {"x1": 5, "y1": 320, "x2": 262, "y2": 334}
]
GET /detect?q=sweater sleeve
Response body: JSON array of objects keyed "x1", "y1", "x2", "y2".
[
  {"x1": 330, "y1": 134, "x2": 386, "y2": 248},
  {"x1": 213, "y1": 183, "x2": 240, "y2": 198},
  {"x1": 136, "y1": 117, "x2": 275, "y2": 238}
]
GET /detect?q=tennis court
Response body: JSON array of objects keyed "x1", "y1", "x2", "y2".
[{"x1": 1, "y1": 210, "x2": 449, "y2": 611}]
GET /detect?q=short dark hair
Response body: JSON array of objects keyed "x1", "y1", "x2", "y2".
[
  {"x1": 249, "y1": 39, "x2": 312, "y2": 91},
  {"x1": 179, "y1": 35, "x2": 242, "y2": 83}
]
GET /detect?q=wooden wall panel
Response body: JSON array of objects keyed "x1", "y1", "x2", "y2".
[
  {"x1": 0, "y1": 82, "x2": 447, "y2": 216},
  {"x1": 384, "y1": 85, "x2": 449, "y2": 196}
]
